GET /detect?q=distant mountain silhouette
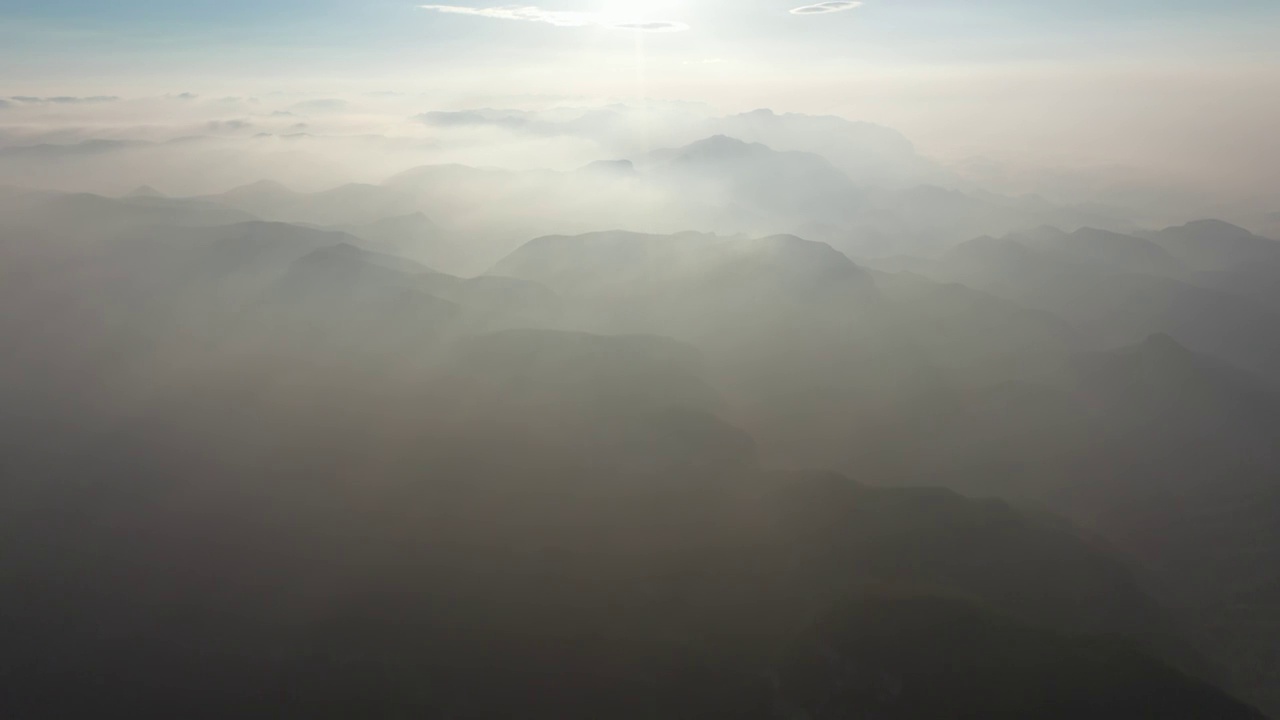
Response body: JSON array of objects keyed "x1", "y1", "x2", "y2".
[
  {"x1": 1143, "y1": 219, "x2": 1280, "y2": 271},
  {"x1": 125, "y1": 184, "x2": 167, "y2": 199},
  {"x1": 326, "y1": 212, "x2": 459, "y2": 272},
  {"x1": 0, "y1": 138, "x2": 152, "y2": 158},
  {"x1": 926, "y1": 231, "x2": 1280, "y2": 385},
  {"x1": 7, "y1": 191, "x2": 256, "y2": 237},
  {"x1": 648, "y1": 135, "x2": 864, "y2": 225},
  {"x1": 207, "y1": 180, "x2": 418, "y2": 226},
  {"x1": 415, "y1": 105, "x2": 951, "y2": 189},
  {"x1": 1019, "y1": 226, "x2": 1188, "y2": 276},
  {"x1": 214, "y1": 178, "x2": 299, "y2": 215},
  {"x1": 707, "y1": 108, "x2": 951, "y2": 188},
  {"x1": 488, "y1": 230, "x2": 875, "y2": 319},
  {"x1": 579, "y1": 158, "x2": 637, "y2": 176}
]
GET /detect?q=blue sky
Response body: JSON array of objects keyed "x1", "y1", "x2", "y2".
[{"x1": 4, "y1": 0, "x2": 1277, "y2": 80}]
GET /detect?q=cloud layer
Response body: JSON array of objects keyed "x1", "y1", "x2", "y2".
[
  {"x1": 6, "y1": 96, "x2": 121, "y2": 105},
  {"x1": 420, "y1": 5, "x2": 688, "y2": 32},
  {"x1": 790, "y1": 1, "x2": 863, "y2": 14}
]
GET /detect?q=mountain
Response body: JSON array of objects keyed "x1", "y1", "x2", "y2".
[
  {"x1": 706, "y1": 108, "x2": 951, "y2": 188},
  {"x1": 487, "y1": 229, "x2": 881, "y2": 351},
  {"x1": 206, "y1": 180, "x2": 419, "y2": 226},
  {"x1": 477, "y1": 231, "x2": 1280, "y2": 711},
  {"x1": 436, "y1": 328, "x2": 747, "y2": 470},
  {"x1": 2, "y1": 208, "x2": 1272, "y2": 716},
  {"x1": 212, "y1": 178, "x2": 300, "y2": 217},
  {"x1": 922, "y1": 232, "x2": 1280, "y2": 385},
  {"x1": 487, "y1": 231, "x2": 1084, "y2": 480},
  {"x1": 880, "y1": 333, "x2": 1280, "y2": 711},
  {"x1": 906, "y1": 333, "x2": 1280, "y2": 501},
  {"x1": 0, "y1": 221, "x2": 379, "y2": 418},
  {"x1": 868, "y1": 268, "x2": 1080, "y2": 387},
  {"x1": 489, "y1": 230, "x2": 872, "y2": 300},
  {"x1": 415, "y1": 105, "x2": 951, "y2": 190},
  {"x1": 1185, "y1": 257, "x2": 1280, "y2": 314},
  {"x1": 0, "y1": 138, "x2": 152, "y2": 158},
  {"x1": 783, "y1": 592, "x2": 1265, "y2": 720},
  {"x1": 1143, "y1": 219, "x2": 1280, "y2": 271},
  {"x1": 375, "y1": 152, "x2": 1101, "y2": 271},
  {"x1": 416, "y1": 273, "x2": 561, "y2": 332},
  {"x1": 6, "y1": 450, "x2": 1252, "y2": 717},
  {"x1": 325, "y1": 212, "x2": 460, "y2": 273},
  {"x1": 579, "y1": 158, "x2": 638, "y2": 176},
  {"x1": 2, "y1": 190, "x2": 257, "y2": 239},
  {"x1": 125, "y1": 184, "x2": 167, "y2": 199},
  {"x1": 241, "y1": 244, "x2": 459, "y2": 360},
  {"x1": 381, "y1": 163, "x2": 730, "y2": 271},
  {"x1": 1124, "y1": 220, "x2": 1280, "y2": 313},
  {"x1": 648, "y1": 135, "x2": 865, "y2": 226},
  {"x1": 829, "y1": 188, "x2": 1137, "y2": 259},
  {"x1": 1018, "y1": 226, "x2": 1188, "y2": 276}
]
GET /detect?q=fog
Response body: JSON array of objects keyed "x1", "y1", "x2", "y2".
[
  {"x1": 3, "y1": 87, "x2": 1278, "y2": 233},
  {"x1": 4, "y1": 2, "x2": 1280, "y2": 718}
]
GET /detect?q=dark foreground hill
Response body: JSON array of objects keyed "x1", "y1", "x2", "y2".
[
  {"x1": 3, "y1": 451, "x2": 1260, "y2": 719},
  {"x1": 0, "y1": 218, "x2": 1271, "y2": 718}
]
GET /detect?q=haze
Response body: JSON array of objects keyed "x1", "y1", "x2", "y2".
[{"x1": 3, "y1": 1, "x2": 1280, "y2": 718}]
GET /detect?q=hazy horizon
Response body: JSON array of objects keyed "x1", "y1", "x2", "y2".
[{"x1": 3, "y1": 1, "x2": 1279, "y2": 225}]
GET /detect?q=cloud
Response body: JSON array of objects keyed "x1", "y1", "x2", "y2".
[
  {"x1": 7, "y1": 96, "x2": 121, "y2": 105},
  {"x1": 291, "y1": 98, "x2": 350, "y2": 113},
  {"x1": 206, "y1": 119, "x2": 255, "y2": 133},
  {"x1": 413, "y1": 107, "x2": 637, "y2": 140},
  {"x1": 420, "y1": 5, "x2": 594, "y2": 27},
  {"x1": 0, "y1": 139, "x2": 153, "y2": 159},
  {"x1": 790, "y1": 1, "x2": 863, "y2": 14},
  {"x1": 420, "y1": 5, "x2": 689, "y2": 32},
  {"x1": 417, "y1": 110, "x2": 533, "y2": 131}
]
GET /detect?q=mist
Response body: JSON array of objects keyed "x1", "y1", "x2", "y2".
[{"x1": 4, "y1": 1, "x2": 1280, "y2": 718}]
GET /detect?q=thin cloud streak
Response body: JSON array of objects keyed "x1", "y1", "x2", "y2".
[
  {"x1": 420, "y1": 5, "x2": 689, "y2": 32},
  {"x1": 7, "y1": 96, "x2": 121, "y2": 105},
  {"x1": 790, "y1": 1, "x2": 863, "y2": 14}
]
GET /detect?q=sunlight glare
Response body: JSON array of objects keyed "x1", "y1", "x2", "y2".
[{"x1": 599, "y1": 0, "x2": 685, "y2": 24}]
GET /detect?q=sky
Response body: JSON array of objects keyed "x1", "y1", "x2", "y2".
[
  {"x1": 4, "y1": 1, "x2": 1277, "y2": 89},
  {"x1": 1, "y1": 0, "x2": 1278, "y2": 203}
]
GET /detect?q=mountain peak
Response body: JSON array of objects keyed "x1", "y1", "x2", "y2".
[
  {"x1": 1181, "y1": 218, "x2": 1251, "y2": 235},
  {"x1": 580, "y1": 159, "x2": 636, "y2": 175},
  {"x1": 1161, "y1": 219, "x2": 1265, "y2": 245},
  {"x1": 1145, "y1": 217, "x2": 1280, "y2": 270},
  {"x1": 126, "y1": 185, "x2": 166, "y2": 199},
  {"x1": 696, "y1": 134, "x2": 749, "y2": 146},
  {"x1": 678, "y1": 134, "x2": 759, "y2": 158}
]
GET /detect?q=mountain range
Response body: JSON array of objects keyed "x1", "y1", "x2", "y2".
[{"x1": 2, "y1": 113, "x2": 1280, "y2": 717}]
